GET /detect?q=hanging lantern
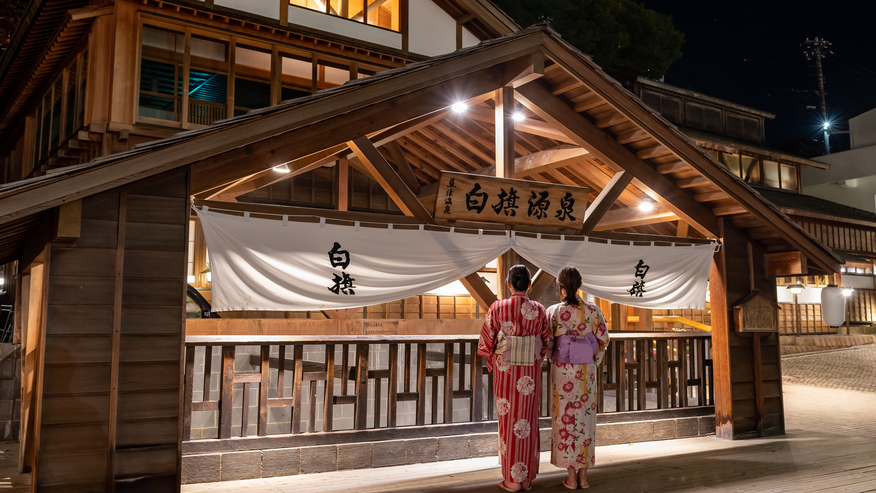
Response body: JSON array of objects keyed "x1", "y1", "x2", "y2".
[{"x1": 821, "y1": 284, "x2": 845, "y2": 327}]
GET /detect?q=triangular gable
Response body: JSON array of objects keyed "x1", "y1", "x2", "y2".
[{"x1": 0, "y1": 24, "x2": 841, "y2": 272}]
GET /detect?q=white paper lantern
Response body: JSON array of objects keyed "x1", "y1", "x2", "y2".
[{"x1": 821, "y1": 285, "x2": 846, "y2": 327}]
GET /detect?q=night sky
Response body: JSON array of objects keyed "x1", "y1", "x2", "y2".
[{"x1": 639, "y1": 0, "x2": 876, "y2": 153}]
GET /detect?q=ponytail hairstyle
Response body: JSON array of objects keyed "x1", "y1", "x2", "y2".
[
  {"x1": 556, "y1": 265, "x2": 582, "y2": 306},
  {"x1": 507, "y1": 264, "x2": 532, "y2": 292}
]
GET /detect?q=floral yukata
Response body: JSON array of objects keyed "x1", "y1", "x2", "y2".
[
  {"x1": 546, "y1": 297, "x2": 610, "y2": 471},
  {"x1": 477, "y1": 293, "x2": 551, "y2": 485}
]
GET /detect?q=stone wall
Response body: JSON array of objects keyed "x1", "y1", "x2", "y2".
[{"x1": 182, "y1": 415, "x2": 716, "y2": 483}]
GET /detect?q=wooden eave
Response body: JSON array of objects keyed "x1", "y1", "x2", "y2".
[
  {"x1": 688, "y1": 131, "x2": 830, "y2": 170},
  {"x1": 0, "y1": 5, "x2": 106, "y2": 143},
  {"x1": 0, "y1": 24, "x2": 842, "y2": 272}
]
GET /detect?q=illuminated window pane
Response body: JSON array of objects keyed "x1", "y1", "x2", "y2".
[
  {"x1": 781, "y1": 164, "x2": 797, "y2": 191},
  {"x1": 763, "y1": 160, "x2": 779, "y2": 188},
  {"x1": 721, "y1": 153, "x2": 740, "y2": 177}
]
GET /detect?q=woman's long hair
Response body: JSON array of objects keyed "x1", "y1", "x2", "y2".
[
  {"x1": 557, "y1": 266, "x2": 582, "y2": 306},
  {"x1": 507, "y1": 264, "x2": 531, "y2": 292}
]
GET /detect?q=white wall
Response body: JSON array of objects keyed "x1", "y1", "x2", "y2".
[
  {"x1": 462, "y1": 27, "x2": 479, "y2": 48},
  {"x1": 216, "y1": 0, "x2": 279, "y2": 20},
  {"x1": 803, "y1": 175, "x2": 876, "y2": 213},
  {"x1": 409, "y1": 0, "x2": 458, "y2": 56},
  {"x1": 851, "y1": 107, "x2": 876, "y2": 150},
  {"x1": 289, "y1": 7, "x2": 403, "y2": 49}
]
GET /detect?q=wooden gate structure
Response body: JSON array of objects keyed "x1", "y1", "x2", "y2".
[{"x1": 0, "y1": 23, "x2": 843, "y2": 491}]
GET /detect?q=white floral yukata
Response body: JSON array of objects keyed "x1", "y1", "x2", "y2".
[
  {"x1": 547, "y1": 296, "x2": 610, "y2": 471},
  {"x1": 477, "y1": 293, "x2": 551, "y2": 485}
]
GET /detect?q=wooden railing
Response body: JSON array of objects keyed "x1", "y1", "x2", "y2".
[
  {"x1": 182, "y1": 332, "x2": 712, "y2": 451},
  {"x1": 189, "y1": 99, "x2": 227, "y2": 126}
]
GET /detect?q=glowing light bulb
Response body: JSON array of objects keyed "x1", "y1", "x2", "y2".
[
  {"x1": 638, "y1": 199, "x2": 654, "y2": 212},
  {"x1": 273, "y1": 164, "x2": 291, "y2": 173},
  {"x1": 512, "y1": 112, "x2": 525, "y2": 122},
  {"x1": 451, "y1": 102, "x2": 468, "y2": 113},
  {"x1": 842, "y1": 287, "x2": 854, "y2": 297}
]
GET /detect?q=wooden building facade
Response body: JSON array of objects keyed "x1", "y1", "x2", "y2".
[{"x1": 0, "y1": 0, "x2": 853, "y2": 490}]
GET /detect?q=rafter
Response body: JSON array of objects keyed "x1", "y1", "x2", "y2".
[
  {"x1": 515, "y1": 81, "x2": 720, "y2": 238},
  {"x1": 466, "y1": 105, "x2": 575, "y2": 143},
  {"x1": 580, "y1": 170, "x2": 633, "y2": 235},
  {"x1": 593, "y1": 206, "x2": 679, "y2": 231},
  {"x1": 348, "y1": 136, "x2": 434, "y2": 223},
  {"x1": 384, "y1": 141, "x2": 421, "y2": 194},
  {"x1": 459, "y1": 272, "x2": 497, "y2": 311}
]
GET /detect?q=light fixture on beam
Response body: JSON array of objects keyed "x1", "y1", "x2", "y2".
[
  {"x1": 451, "y1": 102, "x2": 468, "y2": 114},
  {"x1": 638, "y1": 194, "x2": 654, "y2": 212},
  {"x1": 273, "y1": 164, "x2": 291, "y2": 173},
  {"x1": 512, "y1": 111, "x2": 525, "y2": 122},
  {"x1": 842, "y1": 286, "x2": 855, "y2": 297},
  {"x1": 786, "y1": 283, "x2": 805, "y2": 295}
]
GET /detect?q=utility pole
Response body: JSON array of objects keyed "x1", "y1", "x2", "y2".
[{"x1": 803, "y1": 37, "x2": 832, "y2": 154}]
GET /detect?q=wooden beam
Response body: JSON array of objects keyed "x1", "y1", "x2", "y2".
[
  {"x1": 467, "y1": 105, "x2": 574, "y2": 143},
  {"x1": 580, "y1": 170, "x2": 632, "y2": 235},
  {"x1": 459, "y1": 272, "x2": 497, "y2": 311},
  {"x1": 337, "y1": 157, "x2": 349, "y2": 211},
  {"x1": 211, "y1": 145, "x2": 348, "y2": 201},
  {"x1": 764, "y1": 251, "x2": 808, "y2": 277},
  {"x1": 515, "y1": 81, "x2": 720, "y2": 238},
  {"x1": 676, "y1": 220, "x2": 690, "y2": 237},
  {"x1": 494, "y1": 86, "x2": 515, "y2": 178},
  {"x1": 593, "y1": 207, "x2": 679, "y2": 232},
  {"x1": 348, "y1": 137, "x2": 434, "y2": 223},
  {"x1": 528, "y1": 268, "x2": 555, "y2": 301},
  {"x1": 503, "y1": 50, "x2": 545, "y2": 88},
  {"x1": 321, "y1": 308, "x2": 359, "y2": 319},
  {"x1": 384, "y1": 141, "x2": 420, "y2": 194}
]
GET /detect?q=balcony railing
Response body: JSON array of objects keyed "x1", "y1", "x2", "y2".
[{"x1": 182, "y1": 331, "x2": 712, "y2": 452}]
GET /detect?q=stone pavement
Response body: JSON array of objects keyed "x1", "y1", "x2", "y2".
[
  {"x1": 182, "y1": 381, "x2": 876, "y2": 493},
  {"x1": 782, "y1": 344, "x2": 876, "y2": 393}
]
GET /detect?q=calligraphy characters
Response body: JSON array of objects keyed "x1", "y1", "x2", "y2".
[
  {"x1": 491, "y1": 187, "x2": 520, "y2": 216},
  {"x1": 443, "y1": 177, "x2": 456, "y2": 215},
  {"x1": 465, "y1": 183, "x2": 488, "y2": 214},
  {"x1": 527, "y1": 191, "x2": 550, "y2": 219},
  {"x1": 555, "y1": 192, "x2": 576, "y2": 222},
  {"x1": 327, "y1": 242, "x2": 356, "y2": 295},
  {"x1": 628, "y1": 259, "x2": 650, "y2": 297}
]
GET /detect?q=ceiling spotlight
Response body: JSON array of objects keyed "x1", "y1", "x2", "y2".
[
  {"x1": 638, "y1": 194, "x2": 654, "y2": 212},
  {"x1": 512, "y1": 111, "x2": 525, "y2": 122},
  {"x1": 786, "y1": 284, "x2": 805, "y2": 295},
  {"x1": 273, "y1": 164, "x2": 291, "y2": 173},
  {"x1": 451, "y1": 102, "x2": 468, "y2": 114},
  {"x1": 842, "y1": 287, "x2": 855, "y2": 297},
  {"x1": 823, "y1": 121, "x2": 831, "y2": 130}
]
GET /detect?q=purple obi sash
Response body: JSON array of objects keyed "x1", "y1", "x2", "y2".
[{"x1": 552, "y1": 332, "x2": 599, "y2": 365}]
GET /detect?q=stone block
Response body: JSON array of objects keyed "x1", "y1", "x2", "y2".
[
  {"x1": 698, "y1": 415, "x2": 716, "y2": 436},
  {"x1": 373, "y1": 440, "x2": 406, "y2": 467},
  {"x1": 596, "y1": 423, "x2": 630, "y2": 446},
  {"x1": 338, "y1": 442, "x2": 372, "y2": 470},
  {"x1": 651, "y1": 418, "x2": 677, "y2": 440},
  {"x1": 300, "y1": 445, "x2": 337, "y2": 474},
  {"x1": 469, "y1": 433, "x2": 498, "y2": 457},
  {"x1": 437, "y1": 435, "x2": 469, "y2": 461},
  {"x1": 676, "y1": 417, "x2": 700, "y2": 438},
  {"x1": 262, "y1": 448, "x2": 300, "y2": 477},
  {"x1": 406, "y1": 437, "x2": 438, "y2": 464},
  {"x1": 626, "y1": 421, "x2": 655, "y2": 443},
  {"x1": 539, "y1": 427, "x2": 551, "y2": 452},
  {"x1": 182, "y1": 454, "x2": 221, "y2": 484},
  {"x1": 221, "y1": 450, "x2": 262, "y2": 481}
]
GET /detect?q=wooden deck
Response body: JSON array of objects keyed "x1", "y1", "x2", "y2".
[{"x1": 180, "y1": 383, "x2": 876, "y2": 492}]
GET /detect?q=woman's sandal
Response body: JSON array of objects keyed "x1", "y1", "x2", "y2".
[
  {"x1": 498, "y1": 481, "x2": 521, "y2": 492},
  {"x1": 562, "y1": 479, "x2": 578, "y2": 490}
]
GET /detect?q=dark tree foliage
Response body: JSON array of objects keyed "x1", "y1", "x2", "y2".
[
  {"x1": 495, "y1": 0, "x2": 684, "y2": 78},
  {"x1": 0, "y1": 0, "x2": 30, "y2": 57}
]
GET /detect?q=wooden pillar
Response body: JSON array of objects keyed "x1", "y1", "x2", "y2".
[
  {"x1": 494, "y1": 86, "x2": 516, "y2": 299},
  {"x1": 709, "y1": 218, "x2": 785, "y2": 440},
  {"x1": 85, "y1": 13, "x2": 116, "y2": 127},
  {"x1": 109, "y1": 1, "x2": 138, "y2": 125}
]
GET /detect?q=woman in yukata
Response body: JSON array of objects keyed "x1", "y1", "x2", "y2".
[
  {"x1": 477, "y1": 264, "x2": 552, "y2": 492},
  {"x1": 547, "y1": 266, "x2": 610, "y2": 489}
]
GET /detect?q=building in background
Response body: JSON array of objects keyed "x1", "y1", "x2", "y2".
[{"x1": 804, "y1": 107, "x2": 876, "y2": 213}]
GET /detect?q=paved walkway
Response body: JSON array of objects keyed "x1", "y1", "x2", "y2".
[
  {"x1": 782, "y1": 344, "x2": 876, "y2": 393},
  {"x1": 182, "y1": 346, "x2": 876, "y2": 493}
]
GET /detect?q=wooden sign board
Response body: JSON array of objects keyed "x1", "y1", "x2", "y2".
[
  {"x1": 434, "y1": 171, "x2": 589, "y2": 229},
  {"x1": 734, "y1": 291, "x2": 780, "y2": 333}
]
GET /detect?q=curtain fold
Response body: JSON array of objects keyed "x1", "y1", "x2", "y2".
[{"x1": 196, "y1": 208, "x2": 716, "y2": 312}]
